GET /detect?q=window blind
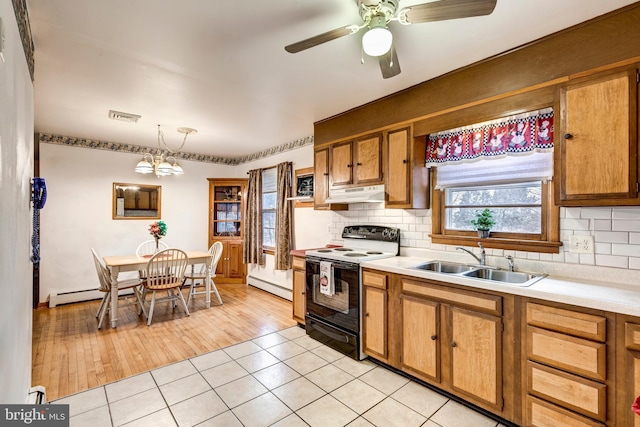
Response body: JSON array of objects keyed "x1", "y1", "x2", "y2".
[{"x1": 435, "y1": 151, "x2": 554, "y2": 189}]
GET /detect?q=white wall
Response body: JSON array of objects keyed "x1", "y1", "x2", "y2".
[
  {"x1": 0, "y1": 1, "x2": 35, "y2": 403},
  {"x1": 39, "y1": 144, "x2": 236, "y2": 301},
  {"x1": 238, "y1": 144, "x2": 332, "y2": 297},
  {"x1": 328, "y1": 204, "x2": 640, "y2": 286}
]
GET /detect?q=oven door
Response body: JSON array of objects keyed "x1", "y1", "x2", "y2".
[{"x1": 305, "y1": 256, "x2": 359, "y2": 334}]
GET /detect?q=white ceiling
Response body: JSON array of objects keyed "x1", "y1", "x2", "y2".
[{"x1": 26, "y1": 0, "x2": 638, "y2": 159}]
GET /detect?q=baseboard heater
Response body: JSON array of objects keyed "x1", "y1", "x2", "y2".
[
  {"x1": 246, "y1": 276, "x2": 292, "y2": 301},
  {"x1": 49, "y1": 288, "x2": 133, "y2": 307}
]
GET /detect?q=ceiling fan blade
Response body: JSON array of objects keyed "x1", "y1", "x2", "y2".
[
  {"x1": 378, "y1": 46, "x2": 401, "y2": 79},
  {"x1": 400, "y1": 0, "x2": 497, "y2": 24},
  {"x1": 285, "y1": 25, "x2": 359, "y2": 53}
]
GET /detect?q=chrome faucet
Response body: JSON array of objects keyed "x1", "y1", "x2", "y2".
[
  {"x1": 505, "y1": 255, "x2": 515, "y2": 272},
  {"x1": 456, "y1": 242, "x2": 485, "y2": 265}
]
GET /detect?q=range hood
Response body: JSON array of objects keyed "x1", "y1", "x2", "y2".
[{"x1": 324, "y1": 184, "x2": 385, "y2": 204}]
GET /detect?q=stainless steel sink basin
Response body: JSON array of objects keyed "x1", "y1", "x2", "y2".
[
  {"x1": 411, "y1": 261, "x2": 476, "y2": 274},
  {"x1": 462, "y1": 268, "x2": 545, "y2": 286},
  {"x1": 409, "y1": 260, "x2": 546, "y2": 287}
]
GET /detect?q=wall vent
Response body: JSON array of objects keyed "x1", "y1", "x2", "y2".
[{"x1": 108, "y1": 110, "x2": 141, "y2": 123}]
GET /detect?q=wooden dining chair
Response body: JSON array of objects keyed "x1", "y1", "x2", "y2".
[
  {"x1": 141, "y1": 248, "x2": 190, "y2": 325},
  {"x1": 136, "y1": 239, "x2": 169, "y2": 257},
  {"x1": 91, "y1": 248, "x2": 145, "y2": 329},
  {"x1": 184, "y1": 241, "x2": 224, "y2": 306}
]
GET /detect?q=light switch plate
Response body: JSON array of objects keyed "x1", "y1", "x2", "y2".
[{"x1": 570, "y1": 235, "x2": 594, "y2": 254}]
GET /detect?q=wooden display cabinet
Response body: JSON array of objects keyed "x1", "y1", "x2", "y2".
[{"x1": 208, "y1": 178, "x2": 247, "y2": 284}]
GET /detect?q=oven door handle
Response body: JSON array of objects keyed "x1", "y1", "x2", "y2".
[{"x1": 313, "y1": 322, "x2": 350, "y2": 343}]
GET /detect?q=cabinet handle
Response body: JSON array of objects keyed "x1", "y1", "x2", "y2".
[
  {"x1": 451, "y1": 341, "x2": 457, "y2": 347},
  {"x1": 346, "y1": 164, "x2": 353, "y2": 168},
  {"x1": 301, "y1": 292, "x2": 305, "y2": 295},
  {"x1": 403, "y1": 159, "x2": 408, "y2": 164},
  {"x1": 365, "y1": 313, "x2": 369, "y2": 317},
  {"x1": 564, "y1": 133, "x2": 574, "y2": 139},
  {"x1": 430, "y1": 335, "x2": 437, "y2": 340},
  {"x1": 323, "y1": 172, "x2": 329, "y2": 176},
  {"x1": 356, "y1": 162, "x2": 362, "y2": 166}
]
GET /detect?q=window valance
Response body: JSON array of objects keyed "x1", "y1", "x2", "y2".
[{"x1": 425, "y1": 108, "x2": 554, "y2": 167}]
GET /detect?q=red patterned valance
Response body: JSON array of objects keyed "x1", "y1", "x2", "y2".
[{"x1": 425, "y1": 108, "x2": 554, "y2": 167}]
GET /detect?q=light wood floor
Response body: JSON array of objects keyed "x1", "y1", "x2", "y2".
[{"x1": 32, "y1": 284, "x2": 297, "y2": 401}]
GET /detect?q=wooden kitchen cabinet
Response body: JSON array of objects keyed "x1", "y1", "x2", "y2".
[
  {"x1": 330, "y1": 133, "x2": 383, "y2": 188},
  {"x1": 362, "y1": 269, "x2": 389, "y2": 362},
  {"x1": 556, "y1": 66, "x2": 640, "y2": 206},
  {"x1": 615, "y1": 316, "x2": 640, "y2": 427},
  {"x1": 291, "y1": 256, "x2": 306, "y2": 325},
  {"x1": 523, "y1": 301, "x2": 612, "y2": 426},
  {"x1": 399, "y1": 277, "x2": 504, "y2": 411},
  {"x1": 208, "y1": 178, "x2": 247, "y2": 283},
  {"x1": 385, "y1": 126, "x2": 430, "y2": 209},
  {"x1": 313, "y1": 148, "x2": 347, "y2": 210},
  {"x1": 401, "y1": 295, "x2": 440, "y2": 382}
]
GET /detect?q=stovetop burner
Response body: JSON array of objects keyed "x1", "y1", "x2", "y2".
[{"x1": 304, "y1": 225, "x2": 400, "y2": 263}]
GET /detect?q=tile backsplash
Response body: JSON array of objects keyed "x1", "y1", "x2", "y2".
[{"x1": 329, "y1": 204, "x2": 640, "y2": 272}]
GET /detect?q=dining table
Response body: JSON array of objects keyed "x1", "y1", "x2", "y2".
[{"x1": 103, "y1": 250, "x2": 212, "y2": 328}]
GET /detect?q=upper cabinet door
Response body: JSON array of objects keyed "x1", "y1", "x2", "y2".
[
  {"x1": 330, "y1": 141, "x2": 354, "y2": 187},
  {"x1": 556, "y1": 66, "x2": 639, "y2": 206},
  {"x1": 354, "y1": 134, "x2": 383, "y2": 185},
  {"x1": 329, "y1": 133, "x2": 383, "y2": 188}
]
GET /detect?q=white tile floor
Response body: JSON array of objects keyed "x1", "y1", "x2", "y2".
[{"x1": 53, "y1": 326, "x2": 509, "y2": 427}]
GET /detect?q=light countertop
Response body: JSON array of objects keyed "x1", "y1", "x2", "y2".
[{"x1": 361, "y1": 256, "x2": 640, "y2": 317}]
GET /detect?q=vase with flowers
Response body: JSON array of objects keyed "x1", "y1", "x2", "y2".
[{"x1": 148, "y1": 220, "x2": 167, "y2": 252}]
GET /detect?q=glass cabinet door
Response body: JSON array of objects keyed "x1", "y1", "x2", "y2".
[{"x1": 212, "y1": 185, "x2": 242, "y2": 237}]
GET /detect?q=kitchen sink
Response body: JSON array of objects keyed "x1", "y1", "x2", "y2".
[
  {"x1": 411, "y1": 261, "x2": 476, "y2": 274},
  {"x1": 461, "y1": 268, "x2": 545, "y2": 286},
  {"x1": 409, "y1": 260, "x2": 546, "y2": 287}
]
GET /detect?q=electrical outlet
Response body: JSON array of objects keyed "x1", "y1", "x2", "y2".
[{"x1": 570, "y1": 235, "x2": 594, "y2": 254}]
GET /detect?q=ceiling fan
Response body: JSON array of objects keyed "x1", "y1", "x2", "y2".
[{"x1": 285, "y1": 0, "x2": 497, "y2": 79}]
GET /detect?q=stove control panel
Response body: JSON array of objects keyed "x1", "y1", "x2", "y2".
[{"x1": 341, "y1": 225, "x2": 400, "y2": 243}]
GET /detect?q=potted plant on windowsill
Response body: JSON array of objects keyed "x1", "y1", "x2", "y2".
[{"x1": 471, "y1": 208, "x2": 495, "y2": 238}]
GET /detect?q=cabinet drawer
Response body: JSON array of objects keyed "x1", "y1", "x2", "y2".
[
  {"x1": 363, "y1": 270, "x2": 388, "y2": 289},
  {"x1": 527, "y1": 361, "x2": 606, "y2": 422},
  {"x1": 625, "y1": 322, "x2": 640, "y2": 351},
  {"x1": 292, "y1": 256, "x2": 306, "y2": 270},
  {"x1": 401, "y1": 278, "x2": 501, "y2": 316},
  {"x1": 526, "y1": 303, "x2": 606, "y2": 342},
  {"x1": 527, "y1": 326, "x2": 606, "y2": 381},
  {"x1": 525, "y1": 395, "x2": 605, "y2": 427}
]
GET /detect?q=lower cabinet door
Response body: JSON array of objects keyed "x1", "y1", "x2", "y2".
[
  {"x1": 363, "y1": 286, "x2": 387, "y2": 360},
  {"x1": 401, "y1": 295, "x2": 440, "y2": 382},
  {"x1": 450, "y1": 306, "x2": 502, "y2": 409}
]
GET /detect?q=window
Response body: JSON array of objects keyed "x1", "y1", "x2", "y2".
[
  {"x1": 431, "y1": 155, "x2": 561, "y2": 253},
  {"x1": 445, "y1": 181, "x2": 542, "y2": 235},
  {"x1": 261, "y1": 167, "x2": 277, "y2": 249}
]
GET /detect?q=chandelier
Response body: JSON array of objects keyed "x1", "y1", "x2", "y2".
[{"x1": 134, "y1": 125, "x2": 197, "y2": 176}]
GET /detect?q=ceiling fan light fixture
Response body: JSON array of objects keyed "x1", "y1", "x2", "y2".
[{"x1": 362, "y1": 15, "x2": 392, "y2": 57}]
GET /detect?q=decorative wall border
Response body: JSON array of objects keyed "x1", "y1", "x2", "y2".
[
  {"x1": 39, "y1": 133, "x2": 314, "y2": 166},
  {"x1": 11, "y1": 0, "x2": 34, "y2": 81}
]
